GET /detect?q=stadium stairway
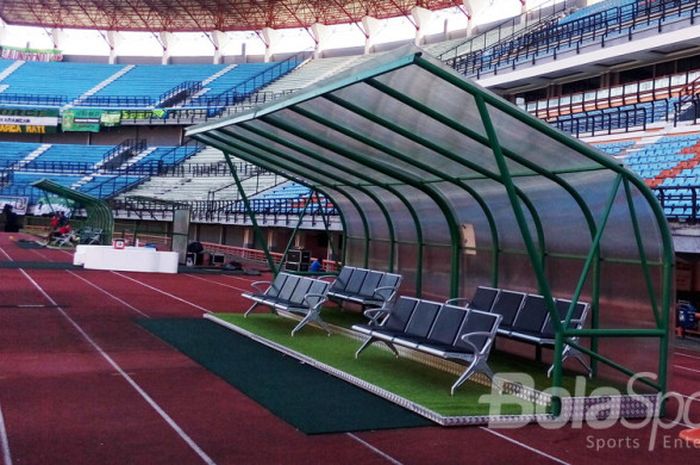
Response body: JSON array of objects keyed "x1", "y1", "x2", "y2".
[
  {"x1": 175, "y1": 64, "x2": 238, "y2": 107},
  {"x1": 69, "y1": 64, "x2": 134, "y2": 108},
  {"x1": 0, "y1": 60, "x2": 24, "y2": 82},
  {"x1": 257, "y1": 55, "x2": 370, "y2": 96},
  {"x1": 14, "y1": 144, "x2": 52, "y2": 170}
]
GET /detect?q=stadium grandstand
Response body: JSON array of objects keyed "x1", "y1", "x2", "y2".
[{"x1": 0, "y1": 0, "x2": 699, "y2": 464}]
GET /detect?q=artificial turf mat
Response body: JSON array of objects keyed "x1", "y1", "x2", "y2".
[
  {"x1": 0, "y1": 261, "x2": 80, "y2": 270},
  {"x1": 138, "y1": 318, "x2": 434, "y2": 434},
  {"x1": 211, "y1": 313, "x2": 527, "y2": 417}
]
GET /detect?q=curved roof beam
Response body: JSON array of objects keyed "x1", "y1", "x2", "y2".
[{"x1": 195, "y1": 131, "x2": 373, "y2": 268}]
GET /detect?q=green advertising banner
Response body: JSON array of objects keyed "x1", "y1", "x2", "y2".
[
  {"x1": 121, "y1": 109, "x2": 167, "y2": 120},
  {"x1": 0, "y1": 108, "x2": 59, "y2": 134},
  {"x1": 62, "y1": 109, "x2": 102, "y2": 132},
  {"x1": 100, "y1": 111, "x2": 122, "y2": 127}
]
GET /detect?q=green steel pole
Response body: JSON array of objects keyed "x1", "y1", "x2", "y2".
[
  {"x1": 365, "y1": 78, "x2": 602, "y2": 341},
  {"x1": 222, "y1": 151, "x2": 278, "y2": 274},
  {"x1": 418, "y1": 56, "x2": 674, "y2": 396},
  {"x1": 563, "y1": 175, "x2": 622, "y2": 328},
  {"x1": 475, "y1": 94, "x2": 565, "y2": 402},
  {"x1": 279, "y1": 190, "x2": 315, "y2": 270},
  {"x1": 228, "y1": 132, "x2": 398, "y2": 273},
  {"x1": 623, "y1": 178, "x2": 661, "y2": 327},
  {"x1": 312, "y1": 191, "x2": 341, "y2": 267},
  {"x1": 197, "y1": 135, "x2": 351, "y2": 267}
]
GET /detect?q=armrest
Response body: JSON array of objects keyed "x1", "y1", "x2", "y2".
[
  {"x1": 372, "y1": 285, "x2": 398, "y2": 301},
  {"x1": 302, "y1": 293, "x2": 328, "y2": 310},
  {"x1": 363, "y1": 306, "x2": 392, "y2": 325},
  {"x1": 249, "y1": 280, "x2": 272, "y2": 294},
  {"x1": 459, "y1": 331, "x2": 496, "y2": 356},
  {"x1": 445, "y1": 297, "x2": 470, "y2": 306}
]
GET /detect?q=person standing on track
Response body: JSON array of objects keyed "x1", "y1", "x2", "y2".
[{"x1": 2, "y1": 204, "x2": 20, "y2": 233}]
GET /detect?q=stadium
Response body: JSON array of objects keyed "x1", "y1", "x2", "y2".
[{"x1": 0, "y1": 0, "x2": 699, "y2": 463}]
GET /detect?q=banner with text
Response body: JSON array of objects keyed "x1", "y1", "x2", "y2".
[
  {"x1": 62, "y1": 109, "x2": 101, "y2": 132},
  {"x1": 0, "y1": 108, "x2": 59, "y2": 134},
  {"x1": 0, "y1": 196, "x2": 29, "y2": 215}
]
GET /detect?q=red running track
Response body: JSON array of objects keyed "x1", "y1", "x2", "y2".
[{"x1": 1, "y1": 232, "x2": 699, "y2": 464}]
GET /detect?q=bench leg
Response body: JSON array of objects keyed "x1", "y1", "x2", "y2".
[
  {"x1": 546, "y1": 345, "x2": 592, "y2": 378},
  {"x1": 451, "y1": 357, "x2": 493, "y2": 396},
  {"x1": 244, "y1": 302, "x2": 260, "y2": 317},
  {"x1": 291, "y1": 310, "x2": 331, "y2": 337},
  {"x1": 355, "y1": 337, "x2": 399, "y2": 359}
]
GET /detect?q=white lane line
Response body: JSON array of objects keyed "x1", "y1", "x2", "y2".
[
  {"x1": 111, "y1": 272, "x2": 213, "y2": 314},
  {"x1": 0, "y1": 402, "x2": 13, "y2": 465},
  {"x1": 346, "y1": 433, "x2": 404, "y2": 465},
  {"x1": 675, "y1": 365, "x2": 700, "y2": 375},
  {"x1": 219, "y1": 274, "x2": 261, "y2": 284},
  {"x1": 479, "y1": 428, "x2": 571, "y2": 465},
  {"x1": 18, "y1": 268, "x2": 217, "y2": 465},
  {"x1": 0, "y1": 247, "x2": 13, "y2": 261},
  {"x1": 185, "y1": 274, "x2": 249, "y2": 293},
  {"x1": 29, "y1": 249, "x2": 52, "y2": 262},
  {"x1": 66, "y1": 271, "x2": 150, "y2": 318},
  {"x1": 675, "y1": 351, "x2": 700, "y2": 362}
]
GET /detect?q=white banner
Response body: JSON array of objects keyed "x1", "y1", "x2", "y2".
[{"x1": 0, "y1": 196, "x2": 29, "y2": 215}]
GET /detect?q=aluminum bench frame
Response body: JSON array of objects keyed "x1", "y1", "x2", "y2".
[
  {"x1": 242, "y1": 272, "x2": 334, "y2": 336},
  {"x1": 352, "y1": 296, "x2": 501, "y2": 395},
  {"x1": 452, "y1": 286, "x2": 591, "y2": 377},
  {"x1": 327, "y1": 266, "x2": 402, "y2": 309}
]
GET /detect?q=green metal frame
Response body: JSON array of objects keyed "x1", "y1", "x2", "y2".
[
  {"x1": 223, "y1": 151, "x2": 278, "y2": 274},
  {"x1": 188, "y1": 49, "x2": 675, "y2": 403},
  {"x1": 198, "y1": 132, "x2": 365, "y2": 267},
  {"x1": 31, "y1": 178, "x2": 113, "y2": 244}
]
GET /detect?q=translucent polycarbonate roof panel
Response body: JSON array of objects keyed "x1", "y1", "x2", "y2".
[{"x1": 188, "y1": 45, "x2": 674, "y2": 393}]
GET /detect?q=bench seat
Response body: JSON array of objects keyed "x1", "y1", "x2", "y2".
[
  {"x1": 242, "y1": 272, "x2": 332, "y2": 336},
  {"x1": 327, "y1": 266, "x2": 402, "y2": 308},
  {"x1": 352, "y1": 296, "x2": 501, "y2": 395},
  {"x1": 454, "y1": 286, "x2": 591, "y2": 376}
]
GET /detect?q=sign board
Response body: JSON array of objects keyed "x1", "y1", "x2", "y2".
[
  {"x1": 62, "y1": 109, "x2": 101, "y2": 132},
  {"x1": 100, "y1": 111, "x2": 122, "y2": 127},
  {"x1": 0, "y1": 195, "x2": 29, "y2": 215},
  {"x1": 461, "y1": 223, "x2": 477, "y2": 255},
  {"x1": 0, "y1": 108, "x2": 59, "y2": 134}
]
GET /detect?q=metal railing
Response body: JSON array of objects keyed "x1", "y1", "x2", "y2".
[
  {"x1": 0, "y1": 93, "x2": 67, "y2": 106},
  {"x1": 438, "y1": 0, "x2": 573, "y2": 63},
  {"x1": 526, "y1": 69, "x2": 699, "y2": 120},
  {"x1": 447, "y1": 0, "x2": 699, "y2": 78},
  {"x1": 655, "y1": 185, "x2": 700, "y2": 222},
  {"x1": 156, "y1": 80, "x2": 203, "y2": 108},
  {"x1": 553, "y1": 105, "x2": 654, "y2": 137},
  {"x1": 79, "y1": 94, "x2": 155, "y2": 107},
  {"x1": 161, "y1": 160, "x2": 268, "y2": 178}
]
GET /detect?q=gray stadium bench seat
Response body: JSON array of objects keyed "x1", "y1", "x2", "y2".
[
  {"x1": 242, "y1": 272, "x2": 333, "y2": 336},
  {"x1": 352, "y1": 296, "x2": 502, "y2": 395},
  {"x1": 452, "y1": 286, "x2": 591, "y2": 376},
  {"x1": 327, "y1": 266, "x2": 402, "y2": 309}
]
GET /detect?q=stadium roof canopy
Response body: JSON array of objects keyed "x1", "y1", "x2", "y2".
[
  {"x1": 0, "y1": 1, "x2": 466, "y2": 32},
  {"x1": 188, "y1": 46, "x2": 674, "y2": 396}
]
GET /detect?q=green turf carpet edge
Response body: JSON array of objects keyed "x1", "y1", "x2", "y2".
[
  {"x1": 205, "y1": 314, "x2": 558, "y2": 426},
  {"x1": 138, "y1": 317, "x2": 434, "y2": 434}
]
